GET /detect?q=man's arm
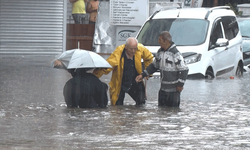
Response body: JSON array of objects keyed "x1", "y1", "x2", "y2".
[
  {"x1": 86, "y1": 2, "x2": 91, "y2": 13},
  {"x1": 96, "y1": 82, "x2": 108, "y2": 108},
  {"x1": 142, "y1": 63, "x2": 158, "y2": 77},
  {"x1": 135, "y1": 63, "x2": 157, "y2": 82},
  {"x1": 63, "y1": 80, "x2": 75, "y2": 108},
  {"x1": 86, "y1": 1, "x2": 98, "y2": 13},
  {"x1": 175, "y1": 52, "x2": 189, "y2": 91},
  {"x1": 92, "y1": 51, "x2": 119, "y2": 78}
]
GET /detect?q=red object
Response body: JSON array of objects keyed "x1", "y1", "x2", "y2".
[{"x1": 230, "y1": 76, "x2": 234, "y2": 79}]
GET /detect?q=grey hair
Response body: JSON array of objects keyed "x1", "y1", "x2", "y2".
[
  {"x1": 125, "y1": 37, "x2": 138, "y2": 46},
  {"x1": 159, "y1": 31, "x2": 172, "y2": 42}
]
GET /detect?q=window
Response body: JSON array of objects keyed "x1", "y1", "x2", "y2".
[
  {"x1": 238, "y1": 18, "x2": 250, "y2": 37},
  {"x1": 209, "y1": 19, "x2": 223, "y2": 49},
  {"x1": 221, "y1": 16, "x2": 239, "y2": 40},
  {"x1": 137, "y1": 19, "x2": 209, "y2": 46}
]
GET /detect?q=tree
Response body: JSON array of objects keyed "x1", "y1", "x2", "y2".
[{"x1": 226, "y1": 3, "x2": 243, "y2": 16}]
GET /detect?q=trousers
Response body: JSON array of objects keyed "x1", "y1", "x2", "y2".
[
  {"x1": 116, "y1": 81, "x2": 146, "y2": 105},
  {"x1": 158, "y1": 90, "x2": 180, "y2": 107},
  {"x1": 72, "y1": 14, "x2": 86, "y2": 24}
]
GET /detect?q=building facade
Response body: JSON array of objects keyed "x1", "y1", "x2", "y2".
[{"x1": 0, "y1": 0, "x2": 249, "y2": 54}]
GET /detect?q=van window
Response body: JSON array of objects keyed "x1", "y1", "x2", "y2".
[
  {"x1": 209, "y1": 20, "x2": 223, "y2": 49},
  {"x1": 137, "y1": 19, "x2": 209, "y2": 46},
  {"x1": 221, "y1": 16, "x2": 239, "y2": 40},
  {"x1": 238, "y1": 18, "x2": 250, "y2": 37}
]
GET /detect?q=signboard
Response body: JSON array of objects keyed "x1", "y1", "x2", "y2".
[
  {"x1": 116, "y1": 26, "x2": 141, "y2": 46},
  {"x1": 110, "y1": 0, "x2": 148, "y2": 26}
]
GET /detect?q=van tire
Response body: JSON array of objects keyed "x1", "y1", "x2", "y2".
[
  {"x1": 205, "y1": 69, "x2": 214, "y2": 79},
  {"x1": 235, "y1": 62, "x2": 243, "y2": 77}
]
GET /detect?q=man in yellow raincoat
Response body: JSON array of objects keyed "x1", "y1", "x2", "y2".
[{"x1": 93, "y1": 37, "x2": 154, "y2": 105}]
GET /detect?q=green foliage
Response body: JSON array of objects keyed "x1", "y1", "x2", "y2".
[{"x1": 226, "y1": 3, "x2": 243, "y2": 16}]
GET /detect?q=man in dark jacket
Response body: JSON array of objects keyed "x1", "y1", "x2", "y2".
[
  {"x1": 63, "y1": 69, "x2": 108, "y2": 108},
  {"x1": 136, "y1": 31, "x2": 189, "y2": 107}
]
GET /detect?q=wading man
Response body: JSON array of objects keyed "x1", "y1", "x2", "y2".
[{"x1": 93, "y1": 37, "x2": 154, "y2": 105}]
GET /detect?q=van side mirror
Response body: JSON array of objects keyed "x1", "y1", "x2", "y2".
[{"x1": 216, "y1": 38, "x2": 229, "y2": 47}]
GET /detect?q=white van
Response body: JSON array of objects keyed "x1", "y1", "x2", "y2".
[{"x1": 136, "y1": 6, "x2": 244, "y2": 78}]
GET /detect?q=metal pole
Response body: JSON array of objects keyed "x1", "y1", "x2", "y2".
[{"x1": 63, "y1": 0, "x2": 68, "y2": 52}]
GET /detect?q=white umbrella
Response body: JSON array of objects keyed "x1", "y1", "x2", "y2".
[{"x1": 55, "y1": 49, "x2": 112, "y2": 69}]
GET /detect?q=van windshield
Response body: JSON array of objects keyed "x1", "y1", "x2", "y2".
[{"x1": 137, "y1": 19, "x2": 209, "y2": 46}]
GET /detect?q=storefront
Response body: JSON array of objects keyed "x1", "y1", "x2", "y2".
[
  {"x1": 0, "y1": 0, "x2": 67, "y2": 54},
  {"x1": 0, "y1": 0, "x2": 185, "y2": 54},
  {"x1": 1, "y1": 0, "x2": 248, "y2": 54}
]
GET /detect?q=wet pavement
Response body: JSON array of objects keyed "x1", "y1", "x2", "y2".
[{"x1": 0, "y1": 54, "x2": 250, "y2": 150}]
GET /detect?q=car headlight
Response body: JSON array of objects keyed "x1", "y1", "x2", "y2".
[{"x1": 184, "y1": 54, "x2": 202, "y2": 64}]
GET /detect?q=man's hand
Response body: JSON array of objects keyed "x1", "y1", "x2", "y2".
[
  {"x1": 135, "y1": 75, "x2": 143, "y2": 83},
  {"x1": 92, "y1": 69, "x2": 99, "y2": 75},
  {"x1": 176, "y1": 86, "x2": 183, "y2": 92},
  {"x1": 145, "y1": 76, "x2": 150, "y2": 80},
  {"x1": 54, "y1": 60, "x2": 63, "y2": 67}
]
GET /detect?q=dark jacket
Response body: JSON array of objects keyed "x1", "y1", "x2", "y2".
[{"x1": 63, "y1": 71, "x2": 108, "y2": 108}]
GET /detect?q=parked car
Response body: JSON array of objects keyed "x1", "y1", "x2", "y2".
[
  {"x1": 237, "y1": 17, "x2": 250, "y2": 67},
  {"x1": 136, "y1": 6, "x2": 244, "y2": 79}
]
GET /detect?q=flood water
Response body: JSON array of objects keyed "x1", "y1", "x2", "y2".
[{"x1": 0, "y1": 55, "x2": 250, "y2": 150}]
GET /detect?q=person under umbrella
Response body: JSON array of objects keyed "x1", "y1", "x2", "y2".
[
  {"x1": 63, "y1": 68, "x2": 108, "y2": 108},
  {"x1": 53, "y1": 49, "x2": 111, "y2": 108}
]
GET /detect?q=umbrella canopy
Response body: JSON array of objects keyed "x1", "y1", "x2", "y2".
[{"x1": 55, "y1": 49, "x2": 112, "y2": 69}]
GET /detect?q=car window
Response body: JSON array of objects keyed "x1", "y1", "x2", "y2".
[
  {"x1": 221, "y1": 16, "x2": 239, "y2": 40},
  {"x1": 209, "y1": 19, "x2": 223, "y2": 49},
  {"x1": 238, "y1": 19, "x2": 250, "y2": 37},
  {"x1": 137, "y1": 19, "x2": 209, "y2": 46}
]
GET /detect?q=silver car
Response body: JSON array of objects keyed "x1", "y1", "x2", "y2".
[{"x1": 238, "y1": 17, "x2": 250, "y2": 67}]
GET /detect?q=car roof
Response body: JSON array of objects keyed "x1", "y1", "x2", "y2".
[
  {"x1": 237, "y1": 17, "x2": 250, "y2": 20},
  {"x1": 152, "y1": 6, "x2": 236, "y2": 20}
]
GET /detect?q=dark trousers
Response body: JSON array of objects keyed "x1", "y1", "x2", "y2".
[
  {"x1": 158, "y1": 90, "x2": 180, "y2": 107},
  {"x1": 72, "y1": 14, "x2": 86, "y2": 24},
  {"x1": 116, "y1": 82, "x2": 146, "y2": 105},
  {"x1": 89, "y1": 21, "x2": 96, "y2": 24}
]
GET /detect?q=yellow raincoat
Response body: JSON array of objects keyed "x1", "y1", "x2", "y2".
[{"x1": 93, "y1": 43, "x2": 154, "y2": 105}]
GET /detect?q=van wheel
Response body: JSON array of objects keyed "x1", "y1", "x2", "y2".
[
  {"x1": 235, "y1": 63, "x2": 243, "y2": 77},
  {"x1": 205, "y1": 70, "x2": 214, "y2": 79}
]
